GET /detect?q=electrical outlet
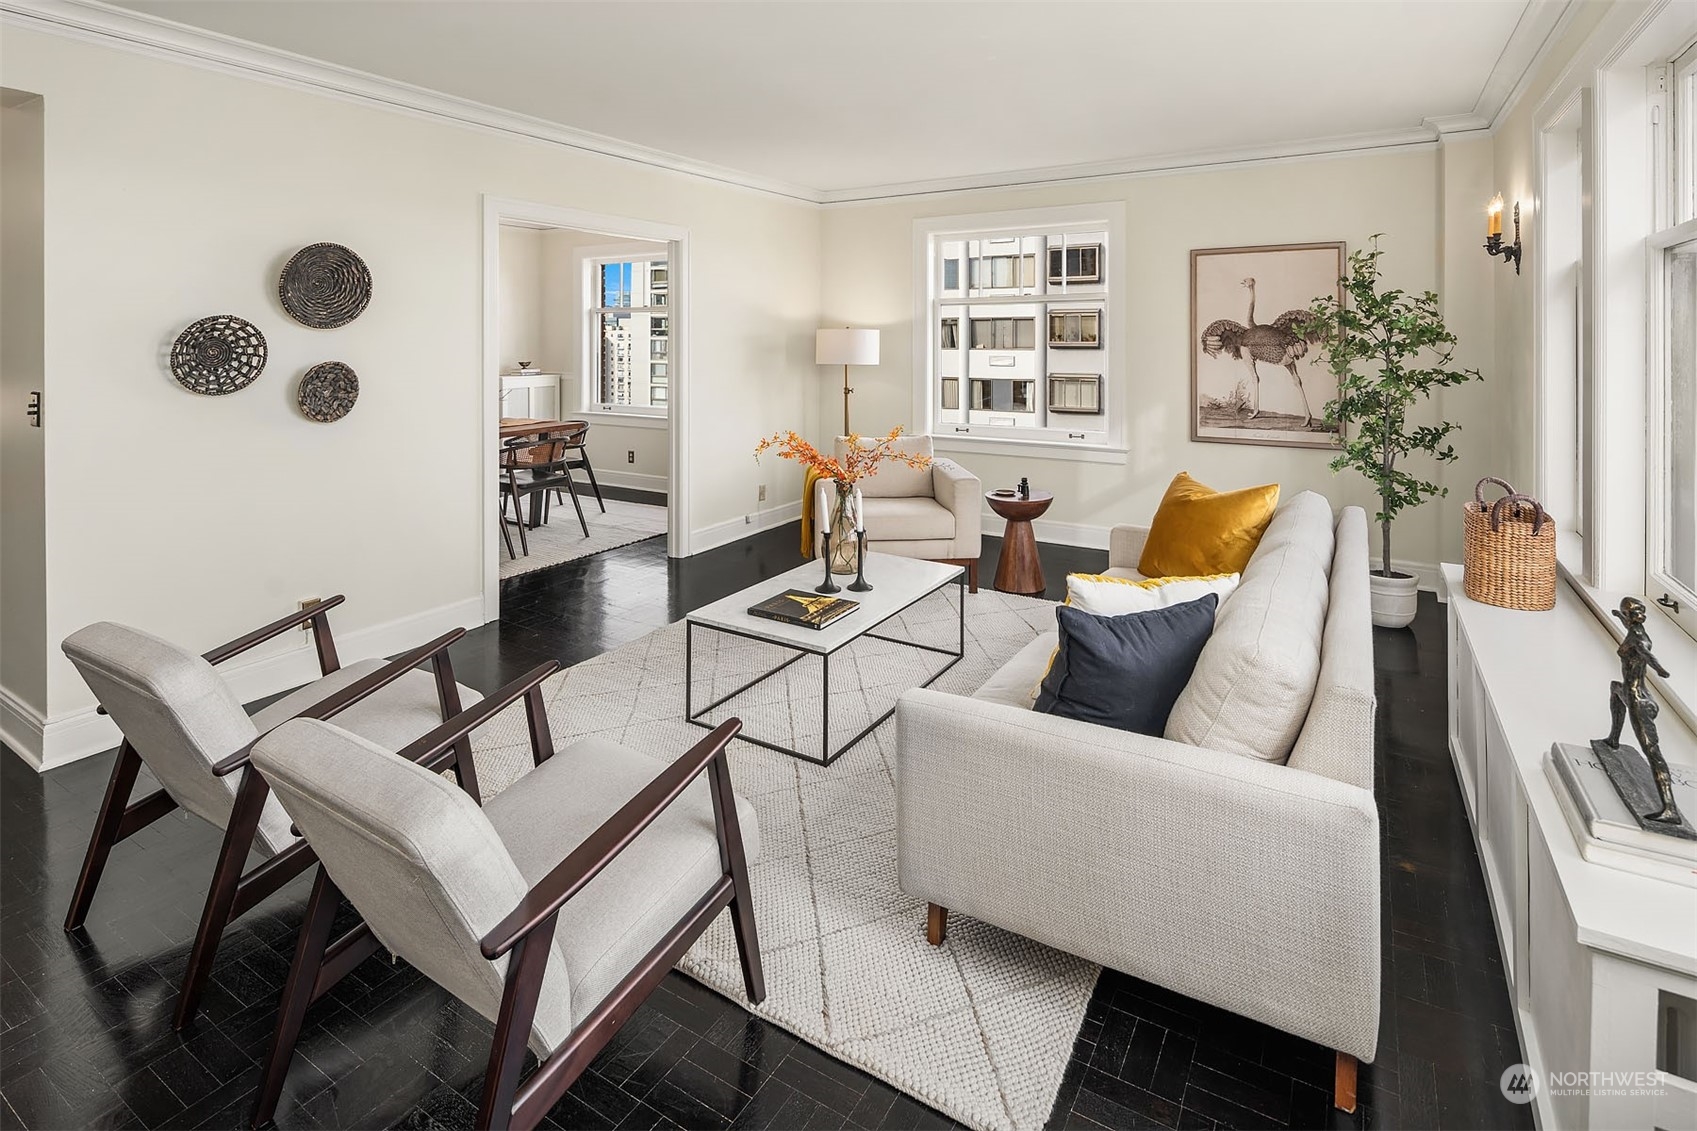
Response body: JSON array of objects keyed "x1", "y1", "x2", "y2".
[
  {"x1": 298, "y1": 597, "x2": 321, "y2": 631},
  {"x1": 627, "y1": 450, "x2": 635, "y2": 464},
  {"x1": 758, "y1": 485, "x2": 767, "y2": 502}
]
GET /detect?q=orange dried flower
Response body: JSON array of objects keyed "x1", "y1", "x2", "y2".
[{"x1": 754, "y1": 426, "x2": 930, "y2": 484}]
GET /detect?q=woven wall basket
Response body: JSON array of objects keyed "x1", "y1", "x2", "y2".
[
  {"x1": 279, "y1": 242, "x2": 371, "y2": 329},
  {"x1": 1463, "y1": 477, "x2": 1557, "y2": 611},
  {"x1": 298, "y1": 361, "x2": 359, "y2": 422},
  {"x1": 169, "y1": 314, "x2": 267, "y2": 395}
]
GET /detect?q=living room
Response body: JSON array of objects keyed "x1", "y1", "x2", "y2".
[{"x1": 1, "y1": 2, "x2": 1694, "y2": 1130}]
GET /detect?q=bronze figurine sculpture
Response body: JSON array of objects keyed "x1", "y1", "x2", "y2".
[{"x1": 1591, "y1": 597, "x2": 1693, "y2": 839}]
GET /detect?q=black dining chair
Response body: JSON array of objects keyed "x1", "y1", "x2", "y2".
[{"x1": 501, "y1": 431, "x2": 590, "y2": 550}]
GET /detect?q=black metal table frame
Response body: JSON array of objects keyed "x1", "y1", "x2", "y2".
[{"x1": 684, "y1": 571, "x2": 967, "y2": 766}]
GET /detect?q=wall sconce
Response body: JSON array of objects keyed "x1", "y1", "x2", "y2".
[{"x1": 1485, "y1": 193, "x2": 1522, "y2": 274}]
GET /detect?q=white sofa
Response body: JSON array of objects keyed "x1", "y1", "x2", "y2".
[
  {"x1": 895, "y1": 493, "x2": 1379, "y2": 1109},
  {"x1": 812, "y1": 435, "x2": 982, "y2": 591}
]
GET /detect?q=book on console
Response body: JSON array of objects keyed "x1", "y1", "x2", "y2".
[
  {"x1": 747, "y1": 590, "x2": 859, "y2": 630},
  {"x1": 1546, "y1": 742, "x2": 1697, "y2": 887}
]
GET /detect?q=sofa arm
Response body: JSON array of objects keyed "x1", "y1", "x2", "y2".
[
  {"x1": 1108, "y1": 524, "x2": 1149, "y2": 571},
  {"x1": 931, "y1": 459, "x2": 981, "y2": 553},
  {"x1": 895, "y1": 688, "x2": 1380, "y2": 1060}
]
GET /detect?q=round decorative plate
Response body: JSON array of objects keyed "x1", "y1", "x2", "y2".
[
  {"x1": 169, "y1": 314, "x2": 268, "y2": 395},
  {"x1": 298, "y1": 361, "x2": 359, "y2": 422},
  {"x1": 279, "y1": 242, "x2": 372, "y2": 328}
]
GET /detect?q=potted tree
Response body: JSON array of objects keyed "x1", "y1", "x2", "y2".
[{"x1": 1306, "y1": 236, "x2": 1480, "y2": 628}]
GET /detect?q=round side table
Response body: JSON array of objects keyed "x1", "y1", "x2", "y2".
[{"x1": 986, "y1": 489, "x2": 1054, "y2": 596}]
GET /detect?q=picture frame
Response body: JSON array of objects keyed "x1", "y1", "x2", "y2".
[
  {"x1": 1047, "y1": 373, "x2": 1102, "y2": 414},
  {"x1": 1047, "y1": 309, "x2": 1101, "y2": 348},
  {"x1": 1190, "y1": 241, "x2": 1345, "y2": 449}
]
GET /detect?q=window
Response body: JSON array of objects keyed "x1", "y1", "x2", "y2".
[
  {"x1": 922, "y1": 206, "x2": 1119, "y2": 447},
  {"x1": 588, "y1": 254, "x2": 669, "y2": 416},
  {"x1": 1650, "y1": 41, "x2": 1697, "y2": 636}
]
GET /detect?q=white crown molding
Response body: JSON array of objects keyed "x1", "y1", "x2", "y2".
[
  {"x1": 0, "y1": 0, "x2": 825, "y2": 204},
  {"x1": 1477, "y1": 0, "x2": 1583, "y2": 130},
  {"x1": 820, "y1": 128, "x2": 1442, "y2": 206},
  {"x1": 1423, "y1": 113, "x2": 1493, "y2": 138}
]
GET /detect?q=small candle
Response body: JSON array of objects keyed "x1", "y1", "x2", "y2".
[{"x1": 1487, "y1": 194, "x2": 1504, "y2": 238}]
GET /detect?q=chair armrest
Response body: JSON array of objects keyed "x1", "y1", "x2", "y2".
[
  {"x1": 932, "y1": 460, "x2": 981, "y2": 548},
  {"x1": 1107, "y1": 525, "x2": 1149, "y2": 571},
  {"x1": 210, "y1": 627, "x2": 466, "y2": 776},
  {"x1": 394, "y1": 661, "x2": 561, "y2": 775},
  {"x1": 480, "y1": 718, "x2": 742, "y2": 959},
  {"x1": 203, "y1": 595, "x2": 346, "y2": 668}
]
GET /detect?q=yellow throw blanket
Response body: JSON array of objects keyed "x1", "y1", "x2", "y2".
[{"x1": 800, "y1": 466, "x2": 823, "y2": 558}]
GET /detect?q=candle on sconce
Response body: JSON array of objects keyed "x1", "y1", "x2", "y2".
[{"x1": 1487, "y1": 193, "x2": 1504, "y2": 239}]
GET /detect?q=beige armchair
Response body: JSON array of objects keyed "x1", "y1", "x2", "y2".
[{"x1": 813, "y1": 434, "x2": 982, "y2": 591}]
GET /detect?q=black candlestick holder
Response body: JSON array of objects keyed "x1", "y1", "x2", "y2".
[
  {"x1": 848, "y1": 530, "x2": 873, "y2": 592},
  {"x1": 815, "y1": 534, "x2": 841, "y2": 594}
]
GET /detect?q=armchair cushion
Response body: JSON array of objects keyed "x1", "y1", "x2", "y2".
[
  {"x1": 835, "y1": 434, "x2": 934, "y2": 499},
  {"x1": 250, "y1": 660, "x2": 483, "y2": 759},
  {"x1": 861, "y1": 496, "x2": 955, "y2": 543}
]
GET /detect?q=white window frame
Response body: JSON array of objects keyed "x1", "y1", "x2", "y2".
[
  {"x1": 913, "y1": 203, "x2": 1127, "y2": 464},
  {"x1": 580, "y1": 244, "x2": 670, "y2": 421}
]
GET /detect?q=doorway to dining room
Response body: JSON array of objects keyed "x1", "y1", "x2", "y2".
[{"x1": 481, "y1": 197, "x2": 689, "y2": 620}]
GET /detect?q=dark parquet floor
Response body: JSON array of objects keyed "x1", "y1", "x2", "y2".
[{"x1": 1, "y1": 513, "x2": 1529, "y2": 1130}]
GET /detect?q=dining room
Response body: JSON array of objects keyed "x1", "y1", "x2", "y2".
[{"x1": 493, "y1": 215, "x2": 673, "y2": 589}]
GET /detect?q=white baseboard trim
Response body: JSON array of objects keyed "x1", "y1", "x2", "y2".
[
  {"x1": 981, "y1": 512, "x2": 1111, "y2": 551},
  {"x1": 10, "y1": 595, "x2": 487, "y2": 773},
  {"x1": 596, "y1": 469, "x2": 668, "y2": 494},
  {"x1": 691, "y1": 502, "x2": 801, "y2": 555}
]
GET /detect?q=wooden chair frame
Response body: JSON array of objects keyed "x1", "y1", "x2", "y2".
[
  {"x1": 250, "y1": 663, "x2": 764, "y2": 1131},
  {"x1": 63, "y1": 596, "x2": 474, "y2": 1029}
]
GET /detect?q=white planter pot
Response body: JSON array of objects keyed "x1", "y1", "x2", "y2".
[{"x1": 1369, "y1": 571, "x2": 1420, "y2": 629}]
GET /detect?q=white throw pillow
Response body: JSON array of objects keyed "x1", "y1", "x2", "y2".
[{"x1": 1066, "y1": 572, "x2": 1241, "y2": 617}]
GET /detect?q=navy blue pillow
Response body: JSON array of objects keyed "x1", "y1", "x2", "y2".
[{"x1": 1034, "y1": 595, "x2": 1218, "y2": 736}]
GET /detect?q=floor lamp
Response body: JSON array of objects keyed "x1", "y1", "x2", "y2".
[{"x1": 816, "y1": 328, "x2": 880, "y2": 437}]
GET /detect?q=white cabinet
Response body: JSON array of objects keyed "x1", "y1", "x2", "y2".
[
  {"x1": 1444, "y1": 564, "x2": 1697, "y2": 1130},
  {"x1": 499, "y1": 373, "x2": 562, "y2": 420}
]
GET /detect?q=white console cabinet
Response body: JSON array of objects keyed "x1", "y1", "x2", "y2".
[
  {"x1": 498, "y1": 372, "x2": 562, "y2": 420},
  {"x1": 1444, "y1": 564, "x2": 1697, "y2": 1130}
]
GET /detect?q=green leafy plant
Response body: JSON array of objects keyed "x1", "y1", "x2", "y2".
[{"x1": 1305, "y1": 236, "x2": 1481, "y2": 578}]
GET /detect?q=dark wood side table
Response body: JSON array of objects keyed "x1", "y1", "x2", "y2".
[{"x1": 986, "y1": 489, "x2": 1054, "y2": 595}]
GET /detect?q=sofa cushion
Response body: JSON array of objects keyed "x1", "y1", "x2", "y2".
[
  {"x1": 1066, "y1": 572, "x2": 1240, "y2": 618},
  {"x1": 863, "y1": 496, "x2": 954, "y2": 542},
  {"x1": 1036, "y1": 598, "x2": 1218, "y2": 736},
  {"x1": 1138, "y1": 472, "x2": 1279, "y2": 578},
  {"x1": 1164, "y1": 500, "x2": 1334, "y2": 763},
  {"x1": 971, "y1": 632, "x2": 1056, "y2": 710},
  {"x1": 837, "y1": 435, "x2": 934, "y2": 499}
]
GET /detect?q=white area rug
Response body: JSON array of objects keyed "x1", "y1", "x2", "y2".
[
  {"x1": 499, "y1": 497, "x2": 667, "y2": 579},
  {"x1": 468, "y1": 587, "x2": 1098, "y2": 1131}
]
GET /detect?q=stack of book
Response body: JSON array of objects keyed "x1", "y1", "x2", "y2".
[{"x1": 1546, "y1": 742, "x2": 1697, "y2": 886}]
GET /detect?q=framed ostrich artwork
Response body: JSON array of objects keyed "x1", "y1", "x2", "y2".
[{"x1": 1190, "y1": 242, "x2": 1345, "y2": 449}]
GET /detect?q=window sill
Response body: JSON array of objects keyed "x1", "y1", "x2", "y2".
[
  {"x1": 931, "y1": 433, "x2": 1127, "y2": 465},
  {"x1": 1554, "y1": 531, "x2": 1697, "y2": 732},
  {"x1": 587, "y1": 411, "x2": 667, "y2": 430}
]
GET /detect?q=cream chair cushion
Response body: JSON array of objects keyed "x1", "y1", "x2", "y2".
[
  {"x1": 861, "y1": 497, "x2": 955, "y2": 543},
  {"x1": 836, "y1": 435, "x2": 935, "y2": 499}
]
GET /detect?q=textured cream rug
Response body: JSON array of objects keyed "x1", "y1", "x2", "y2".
[
  {"x1": 499, "y1": 496, "x2": 667, "y2": 579},
  {"x1": 468, "y1": 587, "x2": 1098, "y2": 1131}
]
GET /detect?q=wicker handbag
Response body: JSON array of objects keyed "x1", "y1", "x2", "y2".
[{"x1": 1463, "y1": 477, "x2": 1557, "y2": 611}]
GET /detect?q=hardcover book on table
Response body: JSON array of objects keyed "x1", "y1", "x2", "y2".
[
  {"x1": 747, "y1": 590, "x2": 859, "y2": 629},
  {"x1": 1546, "y1": 742, "x2": 1697, "y2": 887}
]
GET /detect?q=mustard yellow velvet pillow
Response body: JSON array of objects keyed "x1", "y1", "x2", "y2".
[{"x1": 1138, "y1": 472, "x2": 1279, "y2": 578}]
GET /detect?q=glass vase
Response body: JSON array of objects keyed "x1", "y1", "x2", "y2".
[{"x1": 827, "y1": 479, "x2": 859, "y2": 575}]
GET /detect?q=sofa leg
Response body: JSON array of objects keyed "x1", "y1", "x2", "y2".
[
  {"x1": 1333, "y1": 1051, "x2": 1357, "y2": 1113},
  {"x1": 926, "y1": 903, "x2": 948, "y2": 946}
]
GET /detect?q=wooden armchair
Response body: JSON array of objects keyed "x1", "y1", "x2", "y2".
[
  {"x1": 60, "y1": 597, "x2": 481, "y2": 1027},
  {"x1": 247, "y1": 662, "x2": 763, "y2": 1131}
]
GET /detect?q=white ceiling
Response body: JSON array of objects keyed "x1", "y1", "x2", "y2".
[{"x1": 113, "y1": 0, "x2": 1560, "y2": 196}]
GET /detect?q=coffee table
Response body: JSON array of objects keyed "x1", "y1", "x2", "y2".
[{"x1": 684, "y1": 553, "x2": 965, "y2": 765}]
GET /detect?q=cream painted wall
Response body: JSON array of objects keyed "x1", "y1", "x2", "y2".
[
  {"x1": 820, "y1": 149, "x2": 1473, "y2": 574},
  {"x1": 3, "y1": 27, "x2": 819, "y2": 730},
  {"x1": 496, "y1": 225, "x2": 543, "y2": 372},
  {"x1": 1, "y1": 93, "x2": 48, "y2": 719}
]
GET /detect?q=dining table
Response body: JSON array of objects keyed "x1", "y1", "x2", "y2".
[{"x1": 499, "y1": 417, "x2": 577, "y2": 529}]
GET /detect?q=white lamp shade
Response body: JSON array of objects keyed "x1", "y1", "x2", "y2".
[{"x1": 816, "y1": 328, "x2": 879, "y2": 366}]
